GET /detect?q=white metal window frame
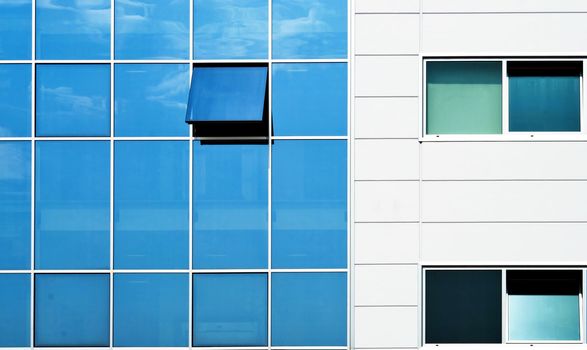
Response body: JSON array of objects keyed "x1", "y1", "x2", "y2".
[
  {"x1": 419, "y1": 57, "x2": 587, "y2": 142},
  {"x1": 422, "y1": 267, "x2": 586, "y2": 348},
  {"x1": 0, "y1": 0, "x2": 353, "y2": 349}
]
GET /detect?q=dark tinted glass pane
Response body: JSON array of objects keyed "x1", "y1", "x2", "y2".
[
  {"x1": 115, "y1": 64, "x2": 190, "y2": 136},
  {"x1": 273, "y1": 63, "x2": 347, "y2": 136},
  {"x1": 114, "y1": 141, "x2": 189, "y2": 269},
  {"x1": 115, "y1": 0, "x2": 189, "y2": 59},
  {"x1": 0, "y1": 142, "x2": 31, "y2": 269},
  {"x1": 186, "y1": 66, "x2": 267, "y2": 122},
  {"x1": 425, "y1": 270, "x2": 502, "y2": 344},
  {"x1": 35, "y1": 141, "x2": 110, "y2": 269},
  {"x1": 0, "y1": 0, "x2": 31, "y2": 59},
  {"x1": 36, "y1": 64, "x2": 110, "y2": 137},
  {"x1": 36, "y1": 0, "x2": 110, "y2": 59},
  {"x1": 193, "y1": 273, "x2": 268, "y2": 346},
  {"x1": 35, "y1": 274, "x2": 110, "y2": 347},
  {"x1": 272, "y1": 272, "x2": 347, "y2": 346},
  {"x1": 114, "y1": 273, "x2": 189, "y2": 346},
  {"x1": 272, "y1": 140, "x2": 347, "y2": 268},
  {"x1": 0, "y1": 64, "x2": 31, "y2": 137},
  {"x1": 0, "y1": 274, "x2": 30, "y2": 347},
  {"x1": 194, "y1": 142, "x2": 268, "y2": 269},
  {"x1": 194, "y1": 0, "x2": 267, "y2": 59}
]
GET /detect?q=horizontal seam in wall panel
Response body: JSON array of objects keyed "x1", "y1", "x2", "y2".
[
  {"x1": 355, "y1": 53, "x2": 420, "y2": 57},
  {"x1": 355, "y1": 263, "x2": 419, "y2": 266},
  {"x1": 355, "y1": 221, "x2": 421, "y2": 224},
  {"x1": 422, "y1": 220, "x2": 587, "y2": 224},
  {"x1": 354, "y1": 305, "x2": 419, "y2": 308},
  {"x1": 421, "y1": 178, "x2": 587, "y2": 182},
  {"x1": 356, "y1": 179, "x2": 420, "y2": 182},
  {"x1": 423, "y1": 11, "x2": 587, "y2": 15},
  {"x1": 354, "y1": 347, "x2": 419, "y2": 349},
  {"x1": 355, "y1": 95, "x2": 420, "y2": 98},
  {"x1": 354, "y1": 137, "x2": 420, "y2": 140},
  {"x1": 356, "y1": 11, "x2": 420, "y2": 15}
]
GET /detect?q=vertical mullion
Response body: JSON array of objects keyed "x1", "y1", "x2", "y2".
[
  {"x1": 502, "y1": 268, "x2": 507, "y2": 344},
  {"x1": 30, "y1": 0, "x2": 36, "y2": 346},
  {"x1": 109, "y1": 0, "x2": 115, "y2": 347},
  {"x1": 581, "y1": 60, "x2": 586, "y2": 134},
  {"x1": 346, "y1": 0, "x2": 353, "y2": 346},
  {"x1": 188, "y1": 0, "x2": 195, "y2": 347},
  {"x1": 502, "y1": 60, "x2": 509, "y2": 135},
  {"x1": 267, "y1": 0, "x2": 273, "y2": 347}
]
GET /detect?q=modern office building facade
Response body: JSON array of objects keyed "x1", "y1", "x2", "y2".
[{"x1": 1, "y1": 0, "x2": 587, "y2": 349}]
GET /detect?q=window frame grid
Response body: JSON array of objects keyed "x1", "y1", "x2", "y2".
[{"x1": 420, "y1": 56, "x2": 587, "y2": 141}]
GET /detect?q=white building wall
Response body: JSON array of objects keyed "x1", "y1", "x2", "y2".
[{"x1": 352, "y1": 0, "x2": 587, "y2": 348}]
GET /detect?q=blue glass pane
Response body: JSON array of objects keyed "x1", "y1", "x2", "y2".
[
  {"x1": 186, "y1": 66, "x2": 267, "y2": 122},
  {"x1": 273, "y1": 63, "x2": 347, "y2": 136},
  {"x1": 36, "y1": 64, "x2": 110, "y2": 137},
  {"x1": 272, "y1": 140, "x2": 347, "y2": 268},
  {"x1": 0, "y1": 65, "x2": 31, "y2": 137},
  {"x1": 115, "y1": 141, "x2": 189, "y2": 269},
  {"x1": 36, "y1": 0, "x2": 110, "y2": 59},
  {"x1": 0, "y1": 274, "x2": 30, "y2": 347},
  {"x1": 194, "y1": 0, "x2": 267, "y2": 59},
  {"x1": 194, "y1": 142, "x2": 267, "y2": 269},
  {"x1": 193, "y1": 274, "x2": 268, "y2": 346},
  {"x1": 272, "y1": 272, "x2": 347, "y2": 346},
  {"x1": 509, "y1": 295, "x2": 580, "y2": 341},
  {"x1": 273, "y1": 0, "x2": 347, "y2": 59},
  {"x1": 509, "y1": 76, "x2": 580, "y2": 132},
  {"x1": 0, "y1": 0, "x2": 31, "y2": 59},
  {"x1": 115, "y1": 64, "x2": 190, "y2": 136},
  {"x1": 115, "y1": 0, "x2": 189, "y2": 59},
  {"x1": 35, "y1": 274, "x2": 110, "y2": 347},
  {"x1": 35, "y1": 141, "x2": 110, "y2": 269},
  {"x1": 114, "y1": 274, "x2": 189, "y2": 346},
  {"x1": 0, "y1": 142, "x2": 30, "y2": 269}
]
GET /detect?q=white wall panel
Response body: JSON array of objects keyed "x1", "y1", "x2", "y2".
[
  {"x1": 355, "y1": 223, "x2": 419, "y2": 264},
  {"x1": 355, "y1": 97, "x2": 419, "y2": 139},
  {"x1": 355, "y1": 307, "x2": 419, "y2": 348},
  {"x1": 355, "y1": 181, "x2": 419, "y2": 222},
  {"x1": 423, "y1": 13, "x2": 587, "y2": 53},
  {"x1": 424, "y1": 0, "x2": 587, "y2": 13},
  {"x1": 422, "y1": 181, "x2": 587, "y2": 222},
  {"x1": 356, "y1": 0, "x2": 420, "y2": 13},
  {"x1": 356, "y1": 15, "x2": 420, "y2": 54},
  {"x1": 355, "y1": 265, "x2": 418, "y2": 306},
  {"x1": 355, "y1": 140, "x2": 419, "y2": 180},
  {"x1": 422, "y1": 142, "x2": 587, "y2": 180},
  {"x1": 355, "y1": 56, "x2": 420, "y2": 97},
  {"x1": 422, "y1": 223, "x2": 587, "y2": 263}
]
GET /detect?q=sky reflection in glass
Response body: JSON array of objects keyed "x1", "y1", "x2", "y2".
[
  {"x1": 0, "y1": 64, "x2": 31, "y2": 137},
  {"x1": 0, "y1": 274, "x2": 30, "y2": 347},
  {"x1": 0, "y1": 0, "x2": 32, "y2": 59}
]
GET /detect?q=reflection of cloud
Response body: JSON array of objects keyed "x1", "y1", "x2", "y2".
[
  {"x1": 0, "y1": 144, "x2": 27, "y2": 180},
  {"x1": 38, "y1": 0, "x2": 110, "y2": 33},
  {"x1": 273, "y1": 7, "x2": 328, "y2": 39},
  {"x1": 41, "y1": 85, "x2": 108, "y2": 115},
  {"x1": 1, "y1": 0, "x2": 31, "y2": 6},
  {"x1": 145, "y1": 69, "x2": 188, "y2": 110}
]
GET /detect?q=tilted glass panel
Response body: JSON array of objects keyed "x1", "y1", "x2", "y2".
[
  {"x1": 114, "y1": 141, "x2": 189, "y2": 269},
  {"x1": 35, "y1": 141, "x2": 110, "y2": 269},
  {"x1": 186, "y1": 66, "x2": 267, "y2": 122},
  {"x1": 0, "y1": 274, "x2": 30, "y2": 347},
  {"x1": 36, "y1": 0, "x2": 110, "y2": 59},
  {"x1": 272, "y1": 0, "x2": 347, "y2": 59},
  {"x1": 271, "y1": 272, "x2": 347, "y2": 346},
  {"x1": 272, "y1": 140, "x2": 347, "y2": 269},
  {"x1": 426, "y1": 61, "x2": 502, "y2": 135},
  {"x1": 115, "y1": 64, "x2": 190, "y2": 136},
  {"x1": 36, "y1": 64, "x2": 110, "y2": 137},
  {"x1": 114, "y1": 273, "x2": 189, "y2": 346},
  {"x1": 0, "y1": 142, "x2": 30, "y2": 269},
  {"x1": 425, "y1": 270, "x2": 502, "y2": 344},
  {"x1": 35, "y1": 274, "x2": 110, "y2": 347},
  {"x1": 115, "y1": 0, "x2": 189, "y2": 59},
  {"x1": 0, "y1": 64, "x2": 31, "y2": 137},
  {"x1": 193, "y1": 273, "x2": 268, "y2": 346},
  {"x1": 272, "y1": 63, "x2": 347, "y2": 136},
  {"x1": 193, "y1": 142, "x2": 268, "y2": 269},
  {"x1": 194, "y1": 0, "x2": 267, "y2": 59},
  {"x1": 0, "y1": 0, "x2": 31, "y2": 59}
]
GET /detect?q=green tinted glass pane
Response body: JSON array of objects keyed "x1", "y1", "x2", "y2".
[
  {"x1": 509, "y1": 295, "x2": 580, "y2": 341},
  {"x1": 426, "y1": 61, "x2": 502, "y2": 135}
]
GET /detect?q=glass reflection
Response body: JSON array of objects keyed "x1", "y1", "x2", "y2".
[
  {"x1": 114, "y1": 141, "x2": 189, "y2": 269},
  {"x1": 35, "y1": 141, "x2": 110, "y2": 270},
  {"x1": 115, "y1": 64, "x2": 190, "y2": 136},
  {"x1": 0, "y1": 0, "x2": 32, "y2": 59},
  {"x1": 36, "y1": 64, "x2": 110, "y2": 137},
  {"x1": 194, "y1": 0, "x2": 268, "y2": 59},
  {"x1": 272, "y1": 0, "x2": 347, "y2": 59},
  {"x1": 0, "y1": 64, "x2": 31, "y2": 137},
  {"x1": 272, "y1": 63, "x2": 347, "y2": 136},
  {"x1": 0, "y1": 142, "x2": 31, "y2": 270},
  {"x1": 36, "y1": 0, "x2": 110, "y2": 59},
  {"x1": 115, "y1": 0, "x2": 189, "y2": 59},
  {"x1": 0, "y1": 274, "x2": 30, "y2": 347}
]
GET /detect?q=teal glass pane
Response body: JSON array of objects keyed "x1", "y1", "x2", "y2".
[
  {"x1": 426, "y1": 61, "x2": 502, "y2": 135},
  {"x1": 509, "y1": 295, "x2": 580, "y2": 341},
  {"x1": 509, "y1": 76, "x2": 580, "y2": 132}
]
